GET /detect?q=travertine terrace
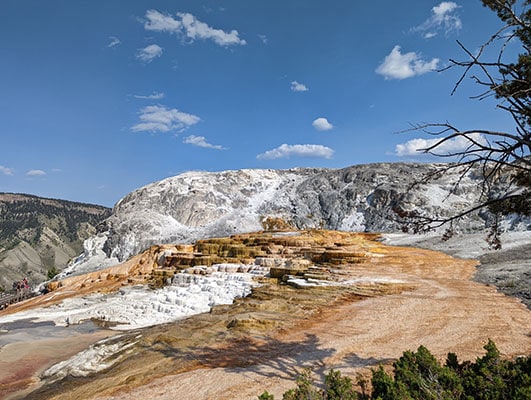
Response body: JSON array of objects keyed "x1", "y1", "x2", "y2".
[{"x1": 1, "y1": 230, "x2": 529, "y2": 399}]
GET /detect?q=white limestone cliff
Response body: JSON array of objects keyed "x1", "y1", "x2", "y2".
[{"x1": 70, "y1": 163, "x2": 528, "y2": 276}]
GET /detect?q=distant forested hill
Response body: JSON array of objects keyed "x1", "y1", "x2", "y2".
[{"x1": 0, "y1": 193, "x2": 111, "y2": 291}]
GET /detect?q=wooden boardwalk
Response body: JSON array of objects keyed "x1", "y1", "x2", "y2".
[{"x1": 0, "y1": 289, "x2": 35, "y2": 310}]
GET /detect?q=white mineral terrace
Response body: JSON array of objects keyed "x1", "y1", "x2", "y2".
[{"x1": 0, "y1": 265, "x2": 269, "y2": 330}]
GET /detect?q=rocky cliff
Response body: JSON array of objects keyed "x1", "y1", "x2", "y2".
[{"x1": 82, "y1": 162, "x2": 527, "y2": 272}]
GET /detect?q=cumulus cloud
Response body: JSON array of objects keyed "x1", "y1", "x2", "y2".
[
  {"x1": 256, "y1": 144, "x2": 334, "y2": 160},
  {"x1": 291, "y1": 81, "x2": 309, "y2": 92},
  {"x1": 136, "y1": 44, "x2": 163, "y2": 63},
  {"x1": 144, "y1": 9, "x2": 183, "y2": 32},
  {"x1": 413, "y1": 1, "x2": 462, "y2": 38},
  {"x1": 131, "y1": 105, "x2": 200, "y2": 133},
  {"x1": 376, "y1": 46, "x2": 439, "y2": 80},
  {"x1": 312, "y1": 117, "x2": 333, "y2": 131},
  {"x1": 395, "y1": 132, "x2": 487, "y2": 156},
  {"x1": 133, "y1": 92, "x2": 165, "y2": 100},
  {"x1": 26, "y1": 169, "x2": 46, "y2": 177},
  {"x1": 183, "y1": 135, "x2": 226, "y2": 150},
  {"x1": 0, "y1": 166, "x2": 13, "y2": 175},
  {"x1": 144, "y1": 10, "x2": 246, "y2": 46},
  {"x1": 107, "y1": 36, "x2": 121, "y2": 48}
]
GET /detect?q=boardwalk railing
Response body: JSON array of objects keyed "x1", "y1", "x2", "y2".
[{"x1": 0, "y1": 289, "x2": 34, "y2": 310}]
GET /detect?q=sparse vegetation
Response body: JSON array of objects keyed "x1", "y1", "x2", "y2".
[
  {"x1": 0, "y1": 193, "x2": 110, "y2": 246},
  {"x1": 47, "y1": 266, "x2": 60, "y2": 280},
  {"x1": 259, "y1": 340, "x2": 531, "y2": 400}
]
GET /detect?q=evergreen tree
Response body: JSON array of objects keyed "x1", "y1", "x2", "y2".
[
  {"x1": 262, "y1": 341, "x2": 530, "y2": 400},
  {"x1": 282, "y1": 369, "x2": 322, "y2": 400},
  {"x1": 324, "y1": 369, "x2": 358, "y2": 400}
]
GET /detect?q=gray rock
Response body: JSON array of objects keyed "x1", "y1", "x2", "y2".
[{"x1": 92, "y1": 162, "x2": 527, "y2": 266}]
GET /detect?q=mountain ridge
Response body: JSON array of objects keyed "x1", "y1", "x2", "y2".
[{"x1": 0, "y1": 193, "x2": 111, "y2": 290}]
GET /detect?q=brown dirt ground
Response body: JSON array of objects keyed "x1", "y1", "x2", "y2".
[
  {"x1": 90, "y1": 245, "x2": 530, "y2": 400},
  {"x1": 2, "y1": 234, "x2": 530, "y2": 400}
]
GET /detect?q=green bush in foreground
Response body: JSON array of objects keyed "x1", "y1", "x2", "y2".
[{"x1": 258, "y1": 340, "x2": 530, "y2": 400}]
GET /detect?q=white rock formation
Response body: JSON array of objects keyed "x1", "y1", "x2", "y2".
[{"x1": 72, "y1": 163, "x2": 529, "y2": 275}]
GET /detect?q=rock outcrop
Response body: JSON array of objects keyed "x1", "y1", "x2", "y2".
[{"x1": 85, "y1": 163, "x2": 527, "y2": 271}]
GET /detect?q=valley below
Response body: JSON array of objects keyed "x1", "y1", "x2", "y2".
[{"x1": 0, "y1": 229, "x2": 529, "y2": 399}]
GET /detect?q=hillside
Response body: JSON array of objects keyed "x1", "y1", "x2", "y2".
[{"x1": 0, "y1": 193, "x2": 111, "y2": 291}]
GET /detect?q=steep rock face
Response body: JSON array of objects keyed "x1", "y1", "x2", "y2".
[
  {"x1": 293, "y1": 162, "x2": 527, "y2": 232},
  {"x1": 100, "y1": 169, "x2": 313, "y2": 261},
  {"x1": 89, "y1": 162, "x2": 530, "y2": 267}
]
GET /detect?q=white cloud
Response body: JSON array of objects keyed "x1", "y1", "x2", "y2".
[
  {"x1": 131, "y1": 105, "x2": 200, "y2": 133},
  {"x1": 136, "y1": 44, "x2": 163, "y2": 63},
  {"x1": 433, "y1": 1, "x2": 459, "y2": 14},
  {"x1": 257, "y1": 144, "x2": 334, "y2": 160},
  {"x1": 258, "y1": 34, "x2": 268, "y2": 44},
  {"x1": 26, "y1": 169, "x2": 46, "y2": 177},
  {"x1": 107, "y1": 36, "x2": 121, "y2": 48},
  {"x1": 291, "y1": 81, "x2": 309, "y2": 92},
  {"x1": 144, "y1": 10, "x2": 246, "y2": 46},
  {"x1": 0, "y1": 166, "x2": 13, "y2": 176},
  {"x1": 144, "y1": 9, "x2": 183, "y2": 32},
  {"x1": 413, "y1": 1, "x2": 462, "y2": 38},
  {"x1": 312, "y1": 117, "x2": 333, "y2": 131},
  {"x1": 183, "y1": 135, "x2": 226, "y2": 150},
  {"x1": 395, "y1": 132, "x2": 487, "y2": 156},
  {"x1": 178, "y1": 12, "x2": 246, "y2": 46},
  {"x1": 376, "y1": 46, "x2": 439, "y2": 80},
  {"x1": 133, "y1": 92, "x2": 165, "y2": 100}
]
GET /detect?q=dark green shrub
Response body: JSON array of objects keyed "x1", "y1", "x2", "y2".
[
  {"x1": 282, "y1": 368, "x2": 322, "y2": 400},
  {"x1": 258, "y1": 391, "x2": 275, "y2": 400},
  {"x1": 47, "y1": 265, "x2": 59, "y2": 280},
  {"x1": 325, "y1": 369, "x2": 357, "y2": 399},
  {"x1": 262, "y1": 340, "x2": 530, "y2": 400}
]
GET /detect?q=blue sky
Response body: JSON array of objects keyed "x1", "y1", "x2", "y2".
[{"x1": 0, "y1": 1, "x2": 517, "y2": 207}]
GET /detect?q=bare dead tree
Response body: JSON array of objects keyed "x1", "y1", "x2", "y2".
[{"x1": 403, "y1": 0, "x2": 531, "y2": 247}]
